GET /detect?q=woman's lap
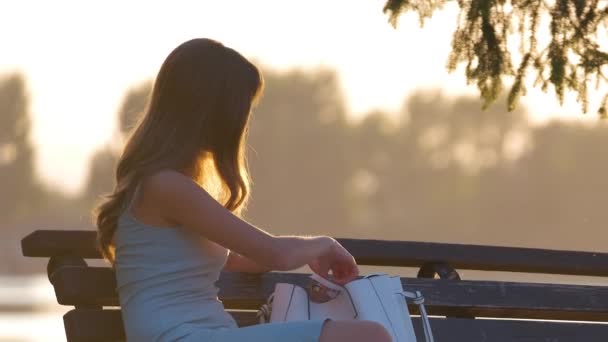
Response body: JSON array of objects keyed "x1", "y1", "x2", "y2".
[{"x1": 179, "y1": 319, "x2": 329, "y2": 342}]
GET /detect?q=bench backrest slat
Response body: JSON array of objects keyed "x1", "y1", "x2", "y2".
[
  {"x1": 21, "y1": 230, "x2": 608, "y2": 276},
  {"x1": 49, "y1": 267, "x2": 608, "y2": 321}
]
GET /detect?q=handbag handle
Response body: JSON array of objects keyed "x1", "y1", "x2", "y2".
[
  {"x1": 398, "y1": 291, "x2": 434, "y2": 342},
  {"x1": 310, "y1": 273, "x2": 359, "y2": 319}
]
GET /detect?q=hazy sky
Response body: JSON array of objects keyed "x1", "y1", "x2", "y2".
[{"x1": 0, "y1": 0, "x2": 602, "y2": 194}]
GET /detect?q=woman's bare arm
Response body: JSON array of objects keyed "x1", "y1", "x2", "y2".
[
  {"x1": 138, "y1": 170, "x2": 340, "y2": 272},
  {"x1": 224, "y1": 251, "x2": 272, "y2": 273}
]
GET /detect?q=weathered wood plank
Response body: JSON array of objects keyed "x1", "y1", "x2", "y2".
[
  {"x1": 50, "y1": 268, "x2": 608, "y2": 321},
  {"x1": 22, "y1": 230, "x2": 608, "y2": 276},
  {"x1": 22, "y1": 230, "x2": 100, "y2": 259},
  {"x1": 339, "y1": 238, "x2": 608, "y2": 276},
  {"x1": 63, "y1": 309, "x2": 608, "y2": 342},
  {"x1": 64, "y1": 309, "x2": 124, "y2": 342},
  {"x1": 217, "y1": 272, "x2": 608, "y2": 321},
  {"x1": 62, "y1": 309, "x2": 258, "y2": 342}
]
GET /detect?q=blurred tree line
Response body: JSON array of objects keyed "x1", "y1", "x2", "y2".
[{"x1": 1, "y1": 67, "x2": 606, "y2": 274}]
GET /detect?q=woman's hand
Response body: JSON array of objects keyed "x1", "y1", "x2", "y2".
[{"x1": 308, "y1": 237, "x2": 359, "y2": 285}]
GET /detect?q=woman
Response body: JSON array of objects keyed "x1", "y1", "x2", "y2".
[{"x1": 95, "y1": 38, "x2": 391, "y2": 342}]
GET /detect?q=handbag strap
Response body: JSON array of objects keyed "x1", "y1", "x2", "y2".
[
  {"x1": 310, "y1": 273, "x2": 359, "y2": 318},
  {"x1": 257, "y1": 293, "x2": 274, "y2": 323},
  {"x1": 398, "y1": 291, "x2": 434, "y2": 342}
]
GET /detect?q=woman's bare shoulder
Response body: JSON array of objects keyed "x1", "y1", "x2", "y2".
[
  {"x1": 132, "y1": 170, "x2": 200, "y2": 228},
  {"x1": 141, "y1": 169, "x2": 196, "y2": 193}
]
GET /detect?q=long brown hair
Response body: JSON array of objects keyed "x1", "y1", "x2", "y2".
[{"x1": 94, "y1": 38, "x2": 264, "y2": 264}]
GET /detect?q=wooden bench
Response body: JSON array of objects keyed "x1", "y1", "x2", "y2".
[{"x1": 22, "y1": 230, "x2": 608, "y2": 341}]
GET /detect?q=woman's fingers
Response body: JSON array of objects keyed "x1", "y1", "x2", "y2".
[
  {"x1": 331, "y1": 259, "x2": 359, "y2": 285},
  {"x1": 309, "y1": 258, "x2": 331, "y2": 279},
  {"x1": 310, "y1": 239, "x2": 360, "y2": 285}
]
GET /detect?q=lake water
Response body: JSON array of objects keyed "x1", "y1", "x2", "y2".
[{"x1": 0, "y1": 275, "x2": 70, "y2": 342}]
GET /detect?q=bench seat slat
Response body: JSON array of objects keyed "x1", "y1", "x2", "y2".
[
  {"x1": 63, "y1": 309, "x2": 608, "y2": 342},
  {"x1": 22, "y1": 230, "x2": 608, "y2": 276},
  {"x1": 50, "y1": 267, "x2": 608, "y2": 321}
]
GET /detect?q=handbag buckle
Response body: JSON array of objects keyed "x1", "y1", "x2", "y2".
[{"x1": 309, "y1": 279, "x2": 341, "y2": 303}]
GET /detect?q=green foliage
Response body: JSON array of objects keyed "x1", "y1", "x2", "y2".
[{"x1": 383, "y1": 0, "x2": 608, "y2": 116}]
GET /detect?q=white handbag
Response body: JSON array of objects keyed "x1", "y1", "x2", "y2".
[{"x1": 257, "y1": 273, "x2": 434, "y2": 342}]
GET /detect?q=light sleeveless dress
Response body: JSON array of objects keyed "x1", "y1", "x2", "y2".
[{"x1": 114, "y1": 210, "x2": 327, "y2": 341}]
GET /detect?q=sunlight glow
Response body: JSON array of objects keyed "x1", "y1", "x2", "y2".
[{"x1": 0, "y1": 0, "x2": 603, "y2": 194}]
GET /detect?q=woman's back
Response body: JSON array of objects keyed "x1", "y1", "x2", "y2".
[{"x1": 114, "y1": 211, "x2": 237, "y2": 341}]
